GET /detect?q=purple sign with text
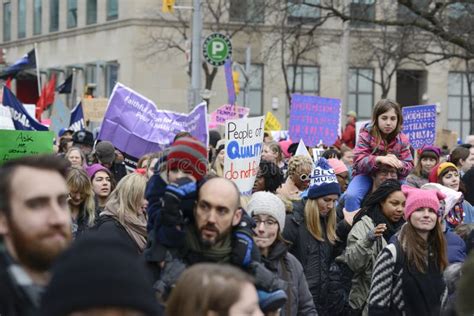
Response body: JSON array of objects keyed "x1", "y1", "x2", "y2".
[
  {"x1": 289, "y1": 94, "x2": 341, "y2": 146},
  {"x1": 98, "y1": 83, "x2": 208, "y2": 160},
  {"x1": 224, "y1": 59, "x2": 236, "y2": 105}
]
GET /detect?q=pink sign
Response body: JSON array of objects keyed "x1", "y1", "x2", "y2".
[{"x1": 209, "y1": 104, "x2": 250, "y2": 127}]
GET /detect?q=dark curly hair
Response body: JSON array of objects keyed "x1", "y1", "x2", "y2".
[{"x1": 258, "y1": 160, "x2": 284, "y2": 193}]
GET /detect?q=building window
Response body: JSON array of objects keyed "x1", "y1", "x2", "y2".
[
  {"x1": 67, "y1": 0, "x2": 78, "y2": 28},
  {"x1": 86, "y1": 65, "x2": 97, "y2": 85},
  {"x1": 3, "y1": 2, "x2": 11, "y2": 41},
  {"x1": 107, "y1": 0, "x2": 118, "y2": 21},
  {"x1": 105, "y1": 63, "x2": 119, "y2": 96},
  {"x1": 236, "y1": 64, "x2": 263, "y2": 116},
  {"x1": 18, "y1": 0, "x2": 26, "y2": 38},
  {"x1": 350, "y1": 0, "x2": 375, "y2": 27},
  {"x1": 448, "y1": 72, "x2": 473, "y2": 142},
  {"x1": 49, "y1": 0, "x2": 59, "y2": 32},
  {"x1": 229, "y1": 0, "x2": 264, "y2": 23},
  {"x1": 33, "y1": 0, "x2": 42, "y2": 35},
  {"x1": 287, "y1": 65, "x2": 320, "y2": 96},
  {"x1": 86, "y1": 0, "x2": 97, "y2": 25},
  {"x1": 288, "y1": 0, "x2": 320, "y2": 23},
  {"x1": 348, "y1": 68, "x2": 374, "y2": 120}
]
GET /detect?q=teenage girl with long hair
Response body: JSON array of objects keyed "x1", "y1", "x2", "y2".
[
  {"x1": 343, "y1": 99, "x2": 414, "y2": 224},
  {"x1": 368, "y1": 185, "x2": 448, "y2": 315}
]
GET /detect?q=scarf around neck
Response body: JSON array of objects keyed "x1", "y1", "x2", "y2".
[
  {"x1": 185, "y1": 224, "x2": 232, "y2": 263},
  {"x1": 101, "y1": 200, "x2": 148, "y2": 252}
]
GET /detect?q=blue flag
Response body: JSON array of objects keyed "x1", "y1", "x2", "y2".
[
  {"x1": 69, "y1": 102, "x2": 84, "y2": 131},
  {"x1": 2, "y1": 87, "x2": 48, "y2": 131},
  {"x1": 0, "y1": 49, "x2": 36, "y2": 79}
]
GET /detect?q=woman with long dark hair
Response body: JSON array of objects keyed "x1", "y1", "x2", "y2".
[
  {"x1": 406, "y1": 146, "x2": 441, "y2": 188},
  {"x1": 368, "y1": 185, "x2": 448, "y2": 315},
  {"x1": 340, "y1": 179, "x2": 405, "y2": 315}
]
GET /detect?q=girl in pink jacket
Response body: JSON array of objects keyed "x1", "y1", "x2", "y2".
[{"x1": 344, "y1": 99, "x2": 414, "y2": 224}]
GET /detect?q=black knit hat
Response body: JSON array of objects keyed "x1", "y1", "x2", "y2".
[{"x1": 39, "y1": 232, "x2": 160, "y2": 316}]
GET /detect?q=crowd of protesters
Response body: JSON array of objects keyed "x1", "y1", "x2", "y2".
[{"x1": 1, "y1": 98, "x2": 474, "y2": 316}]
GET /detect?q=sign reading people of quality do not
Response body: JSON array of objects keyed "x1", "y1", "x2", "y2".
[
  {"x1": 402, "y1": 104, "x2": 436, "y2": 149},
  {"x1": 224, "y1": 116, "x2": 265, "y2": 196}
]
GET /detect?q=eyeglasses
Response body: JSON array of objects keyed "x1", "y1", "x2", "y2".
[
  {"x1": 299, "y1": 174, "x2": 311, "y2": 182},
  {"x1": 379, "y1": 170, "x2": 398, "y2": 177},
  {"x1": 253, "y1": 218, "x2": 278, "y2": 227}
]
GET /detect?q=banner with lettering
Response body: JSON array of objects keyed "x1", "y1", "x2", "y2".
[
  {"x1": 209, "y1": 104, "x2": 250, "y2": 128},
  {"x1": 224, "y1": 116, "x2": 265, "y2": 196},
  {"x1": 264, "y1": 111, "x2": 282, "y2": 131},
  {"x1": 289, "y1": 94, "x2": 341, "y2": 147},
  {"x1": 98, "y1": 83, "x2": 208, "y2": 163},
  {"x1": 0, "y1": 130, "x2": 54, "y2": 164},
  {"x1": 69, "y1": 102, "x2": 85, "y2": 131},
  {"x1": 402, "y1": 104, "x2": 436, "y2": 149},
  {"x1": 2, "y1": 86, "x2": 48, "y2": 131}
]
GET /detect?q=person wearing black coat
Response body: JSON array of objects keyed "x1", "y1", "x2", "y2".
[{"x1": 283, "y1": 158, "x2": 343, "y2": 315}]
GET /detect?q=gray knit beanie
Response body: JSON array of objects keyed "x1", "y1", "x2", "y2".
[{"x1": 248, "y1": 191, "x2": 286, "y2": 230}]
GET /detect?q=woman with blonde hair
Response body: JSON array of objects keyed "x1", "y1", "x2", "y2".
[
  {"x1": 166, "y1": 263, "x2": 263, "y2": 316},
  {"x1": 277, "y1": 155, "x2": 313, "y2": 201},
  {"x1": 94, "y1": 173, "x2": 148, "y2": 253},
  {"x1": 210, "y1": 139, "x2": 225, "y2": 177},
  {"x1": 65, "y1": 146, "x2": 86, "y2": 169},
  {"x1": 283, "y1": 158, "x2": 342, "y2": 314},
  {"x1": 66, "y1": 167, "x2": 96, "y2": 237}
]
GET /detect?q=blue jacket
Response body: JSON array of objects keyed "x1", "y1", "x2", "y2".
[{"x1": 444, "y1": 230, "x2": 466, "y2": 263}]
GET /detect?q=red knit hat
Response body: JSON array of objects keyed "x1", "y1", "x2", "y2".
[
  {"x1": 401, "y1": 184, "x2": 446, "y2": 220},
  {"x1": 167, "y1": 137, "x2": 208, "y2": 181}
]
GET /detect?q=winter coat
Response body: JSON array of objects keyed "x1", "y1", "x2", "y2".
[
  {"x1": 445, "y1": 230, "x2": 466, "y2": 263},
  {"x1": 334, "y1": 121, "x2": 356, "y2": 149},
  {"x1": 353, "y1": 123, "x2": 413, "y2": 178},
  {"x1": 406, "y1": 173, "x2": 429, "y2": 188},
  {"x1": 368, "y1": 238, "x2": 447, "y2": 316},
  {"x1": 339, "y1": 215, "x2": 387, "y2": 314},
  {"x1": 261, "y1": 241, "x2": 317, "y2": 316},
  {"x1": 283, "y1": 201, "x2": 339, "y2": 315},
  {"x1": 0, "y1": 251, "x2": 38, "y2": 316},
  {"x1": 94, "y1": 215, "x2": 142, "y2": 254}
]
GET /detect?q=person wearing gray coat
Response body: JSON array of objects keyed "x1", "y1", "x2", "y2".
[{"x1": 248, "y1": 191, "x2": 317, "y2": 316}]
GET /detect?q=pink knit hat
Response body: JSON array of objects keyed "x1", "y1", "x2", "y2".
[
  {"x1": 401, "y1": 184, "x2": 446, "y2": 220},
  {"x1": 328, "y1": 158, "x2": 348, "y2": 175}
]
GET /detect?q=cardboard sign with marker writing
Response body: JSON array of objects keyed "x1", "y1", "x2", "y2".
[{"x1": 82, "y1": 98, "x2": 108, "y2": 123}]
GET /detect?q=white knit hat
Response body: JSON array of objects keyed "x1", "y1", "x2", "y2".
[{"x1": 247, "y1": 191, "x2": 286, "y2": 231}]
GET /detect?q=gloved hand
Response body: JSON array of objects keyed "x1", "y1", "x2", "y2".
[
  {"x1": 160, "y1": 178, "x2": 197, "y2": 227},
  {"x1": 249, "y1": 261, "x2": 287, "y2": 293},
  {"x1": 153, "y1": 252, "x2": 187, "y2": 302},
  {"x1": 231, "y1": 211, "x2": 257, "y2": 268}
]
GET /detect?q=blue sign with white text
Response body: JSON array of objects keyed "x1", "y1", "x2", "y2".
[{"x1": 402, "y1": 104, "x2": 436, "y2": 149}]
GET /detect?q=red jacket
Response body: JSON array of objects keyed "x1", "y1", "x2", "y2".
[{"x1": 334, "y1": 121, "x2": 356, "y2": 149}]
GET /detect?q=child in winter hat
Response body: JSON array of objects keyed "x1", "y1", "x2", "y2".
[
  {"x1": 307, "y1": 157, "x2": 341, "y2": 199},
  {"x1": 248, "y1": 191, "x2": 286, "y2": 231},
  {"x1": 167, "y1": 137, "x2": 208, "y2": 182},
  {"x1": 401, "y1": 184, "x2": 446, "y2": 220}
]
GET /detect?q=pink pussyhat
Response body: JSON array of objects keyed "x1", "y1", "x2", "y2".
[{"x1": 401, "y1": 184, "x2": 446, "y2": 220}]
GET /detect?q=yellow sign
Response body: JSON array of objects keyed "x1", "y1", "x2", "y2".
[
  {"x1": 162, "y1": 0, "x2": 175, "y2": 13},
  {"x1": 82, "y1": 98, "x2": 108, "y2": 123},
  {"x1": 265, "y1": 112, "x2": 282, "y2": 131}
]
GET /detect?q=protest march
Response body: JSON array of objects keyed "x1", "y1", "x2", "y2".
[{"x1": 1, "y1": 2, "x2": 474, "y2": 315}]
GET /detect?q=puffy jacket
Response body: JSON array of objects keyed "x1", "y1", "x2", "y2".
[
  {"x1": 262, "y1": 241, "x2": 317, "y2": 316},
  {"x1": 338, "y1": 215, "x2": 386, "y2": 314},
  {"x1": 353, "y1": 123, "x2": 413, "y2": 178},
  {"x1": 283, "y1": 201, "x2": 338, "y2": 315}
]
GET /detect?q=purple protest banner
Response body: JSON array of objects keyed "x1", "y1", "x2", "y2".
[
  {"x1": 224, "y1": 59, "x2": 236, "y2": 105},
  {"x1": 402, "y1": 104, "x2": 436, "y2": 149},
  {"x1": 289, "y1": 94, "x2": 341, "y2": 147},
  {"x1": 98, "y1": 83, "x2": 208, "y2": 162}
]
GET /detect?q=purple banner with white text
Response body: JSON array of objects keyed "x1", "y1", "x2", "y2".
[
  {"x1": 289, "y1": 94, "x2": 341, "y2": 147},
  {"x1": 98, "y1": 83, "x2": 208, "y2": 161}
]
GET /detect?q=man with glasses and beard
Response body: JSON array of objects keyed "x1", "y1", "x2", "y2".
[{"x1": 0, "y1": 155, "x2": 72, "y2": 315}]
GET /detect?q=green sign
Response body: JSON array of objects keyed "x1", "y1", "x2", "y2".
[
  {"x1": 203, "y1": 33, "x2": 232, "y2": 66},
  {"x1": 0, "y1": 130, "x2": 54, "y2": 164}
]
